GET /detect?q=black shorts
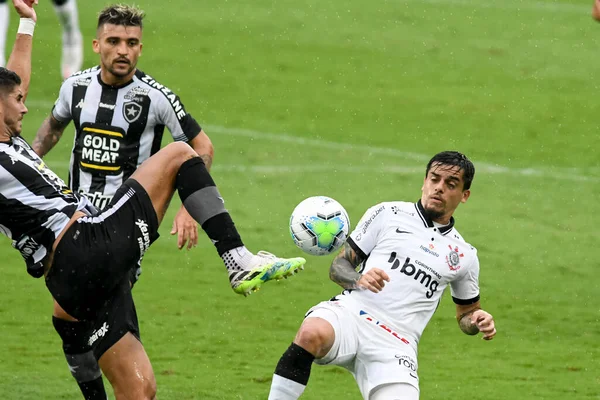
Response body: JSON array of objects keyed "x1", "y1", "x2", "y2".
[
  {"x1": 90, "y1": 278, "x2": 141, "y2": 360},
  {"x1": 46, "y1": 179, "x2": 159, "y2": 321}
]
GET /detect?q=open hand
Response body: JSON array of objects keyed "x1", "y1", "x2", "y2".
[{"x1": 171, "y1": 206, "x2": 199, "y2": 250}]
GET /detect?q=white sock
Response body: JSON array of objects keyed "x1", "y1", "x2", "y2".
[
  {"x1": 268, "y1": 375, "x2": 306, "y2": 400},
  {"x1": 54, "y1": 0, "x2": 80, "y2": 35},
  {"x1": 221, "y1": 246, "x2": 254, "y2": 272},
  {"x1": 0, "y1": 2, "x2": 8, "y2": 67}
]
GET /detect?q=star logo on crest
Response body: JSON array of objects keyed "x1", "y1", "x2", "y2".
[{"x1": 122, "y1": 101, "x2": 142, "y2": 123}]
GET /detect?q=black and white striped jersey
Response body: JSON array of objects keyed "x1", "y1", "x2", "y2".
[
  {"x1": 52, "y1": 66, "x2": 201, "y2": 209},
  {"x1": 0, "y1": 136, "x2": 92, "y2": 273}
]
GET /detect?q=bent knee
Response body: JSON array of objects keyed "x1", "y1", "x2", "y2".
[
  {"x1": 114, "y1": 377, "x2": 157, "y2": 400},
  {"x1": 294, "y1": 318, "x2": 335, "y2": 358},
  {"x1": 164, "y1": 141, "x2": 195, "y2": 159}
]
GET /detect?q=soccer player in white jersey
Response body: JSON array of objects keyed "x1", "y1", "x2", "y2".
[
  {"x1": 0, "y1": 3, "x2": 306, "y2": 400},
  {"x1": 0, "y1": 0, "x2": 82, "y2": 78},
  {"x1": 268, "y1": 151, "x2": 496, "y2": 400}
]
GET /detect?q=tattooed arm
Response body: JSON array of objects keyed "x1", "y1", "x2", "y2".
[
  {"x1": 329, "y1": 242, "x2": 364, "y2": 289},
  {"x1": 188, "y1": 130, "x2": 214, "y2": 171},
  {"x1": 33, "y1": 116, "x2": 69, "y2": 157},
  {"x1": 456, "y1": 301, "x2": 497, "y2": 340},
  {"x1": 330, "y1": 242, "x2": 390, "y2": 293}
]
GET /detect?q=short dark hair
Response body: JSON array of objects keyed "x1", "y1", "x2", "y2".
[
  {"x1": 0, "y1": 67, "x2": 21, "y2": 96},
  {"x1": 97, "y1": 4, "x2": 145, "y2": 30},
  {"x1": 425, "y1": 151, "x2": 475, "y2": 191}
]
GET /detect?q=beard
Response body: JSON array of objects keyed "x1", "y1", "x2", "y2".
[
  {"x1": 423, "y1": 204, "x2": 444, "y2": 221},
  {"x1": 105, "y1": 60, "x2": 135, "y2": 78}
]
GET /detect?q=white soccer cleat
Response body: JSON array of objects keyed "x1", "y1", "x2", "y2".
[
  {"x1": 61, "y1": 30, "x2": 83, "y2": 80},
  {"x1": 229, "y1": 251, "x2": 306, "y2": 296}
]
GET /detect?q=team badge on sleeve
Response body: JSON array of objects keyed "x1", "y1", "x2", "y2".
[{"x1": 445, "y1": 245, "x2": 464, "y2": 271}]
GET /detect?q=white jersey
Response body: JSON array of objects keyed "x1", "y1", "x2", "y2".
[
  {"x1": 52, "y1": 66, "x2": 201, "y2": 209},
  {"x1": 337, "y1": 200, "x2": 480, "y2": 348}
]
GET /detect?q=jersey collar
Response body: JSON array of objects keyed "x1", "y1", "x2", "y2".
[
  {"x1": 415, "y1": 199, "x2": 455, "y2": 235},
  {"x1": 97, "y1": 73, "x2": 135, "y2": 89}
]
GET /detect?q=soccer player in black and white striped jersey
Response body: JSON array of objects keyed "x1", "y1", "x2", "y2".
[
  {"x1": 31, "y1": 4, "x2": 215, "y2": 399},
  {"x1": 0, "y1": 3, "x2": 306, "y2": 399}
]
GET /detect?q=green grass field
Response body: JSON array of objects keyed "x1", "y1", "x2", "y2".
[{"x1": 1, "y1": 0, "x2": 599, "y2": 398}]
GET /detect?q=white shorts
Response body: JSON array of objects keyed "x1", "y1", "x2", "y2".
[{"x1": 306, "y1": 300, "x2": 420, "y2": 399}]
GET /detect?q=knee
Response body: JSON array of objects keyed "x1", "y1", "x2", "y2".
[
  {"x1": 135, "y1": 375, "x2": 157, "y2": 400},
  {"x1": 114, "y1": 375, "x2": 157, "y2": 400},
  {"x1": 143, "y1": 377, "x2": 157, "y2": 400},
  {"x1": 164, "y1": 141, "x2": 195, "y2": 160},
  {"x1": 294, "y1": 321, "x2": 334, "y2": 358}
]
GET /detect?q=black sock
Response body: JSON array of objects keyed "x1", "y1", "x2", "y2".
[
  {"x1": 176, "y1": 157, "x2": 243, "y2": 255},
  {"x1": 77, "y1": 377, "x2": 107, "y2": 400},
  {"x1": 274, "y1": 343, "x2": 315, "y2": 386},
  {"x1": 52, "y1": 317, "x2": 107, "y2": 400}
]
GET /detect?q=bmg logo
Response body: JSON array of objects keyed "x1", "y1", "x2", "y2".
[{"x1": 388, "y1": 253, "x2": 439, "y2": 298}]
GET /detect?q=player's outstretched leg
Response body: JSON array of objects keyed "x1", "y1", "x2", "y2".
[
  {"x1": 129, "y1": 142, "x2": 306, "y2": 296},
  {"x1": 53, "y1": 0, "x2": 83, "y2": 79}
]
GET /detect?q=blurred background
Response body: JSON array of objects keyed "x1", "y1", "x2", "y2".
[{"x1": 0, "y1": 0, "x2": 598, "y2": 398}]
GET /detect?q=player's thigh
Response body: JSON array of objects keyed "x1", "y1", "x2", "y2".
[
  {"x1": 98, "y1": 332, "x2": 156, "y2": 400},
  {"x1": 129, "y1": 141, "x2": 196, "y2": 219},
  {"x1": 91, "y1": 279, "x2": 141, "y2": 360},
  {"x1": 301, "y1": 300, "x2": 358, "y2": 365},
  {"x1": 369, "y1": 383, "x2": 419, "y2": 400},
  {"x1": 354, "y1": 329, "x2": 419, "y2": 399}
]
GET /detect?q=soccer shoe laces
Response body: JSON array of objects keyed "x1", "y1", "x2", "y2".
[{"x1": 255, "y1": 250, "x2": 277, "y2": 260}]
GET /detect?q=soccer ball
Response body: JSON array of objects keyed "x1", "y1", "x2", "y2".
[{"x1": 289, "y1": 196, "x2": 350, "y2": 256}]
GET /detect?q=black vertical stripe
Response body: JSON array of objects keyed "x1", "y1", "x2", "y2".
[
  {"x1": 89, "y1": 84, "x2": 119, "y2": 194},
  {"x1": 150, "y1": 124, "x2": 165, "y2": 157},
  {"x1": 121, "y1": 96, "x2": 152, "y2": 180},
  {"x1": 70, "y1": 84, "x2": 90, "y2": 192}
]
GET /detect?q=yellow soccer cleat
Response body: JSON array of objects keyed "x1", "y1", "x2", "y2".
[{"x1": 230, "y1": 251, "x2": 306, "y2": 296}]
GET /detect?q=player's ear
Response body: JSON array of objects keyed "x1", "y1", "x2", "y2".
[
  {"x1": 92, "y1": 39, "x2": 100, "y2": 55},
  {"x1": 460, "y1": 189, "x2": 470, "y2": 203},
  {"x1": 139, "y1": 42, "x2": 143, "y2": 55}
]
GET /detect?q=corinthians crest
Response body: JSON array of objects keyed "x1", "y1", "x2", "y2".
[
  {"x1": 123, "y1": 101, "x2": 142, "y2": 123},
  {"x1": 445, "y1": 245, "x2": 464, "y2": 271}
]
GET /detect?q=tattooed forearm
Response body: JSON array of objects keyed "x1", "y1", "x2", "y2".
[
  {"x1": 458, "y1": 312, "x2": 480, "y2": 335},
  {"x1": 200, "y1": 153, "x2": 213, "y2": 171},
  {"x1": 329, "y1": 243, "x2": 364, "y2": 290},
  {"x1": 33, "y1": 117, "x2": 64, "y2": 157}
]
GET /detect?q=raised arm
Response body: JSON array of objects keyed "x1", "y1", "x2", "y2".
[
  {"x1": 32, "y1": 115, "x2": 69, "y2": 157},
  {"x1": 6, "y1": 0, "x2": 37, "y2": 102}
]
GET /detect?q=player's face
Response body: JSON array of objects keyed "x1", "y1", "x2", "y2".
[
  {"x1": 94, "y1": 23, "x2": 143, "y2": 83},
  {"x1": 0, "y1": 86, "x2": 28, "y2": 138},
  {"x1": 420, "y1": 163, "x2": 470, "y2": 223}
]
